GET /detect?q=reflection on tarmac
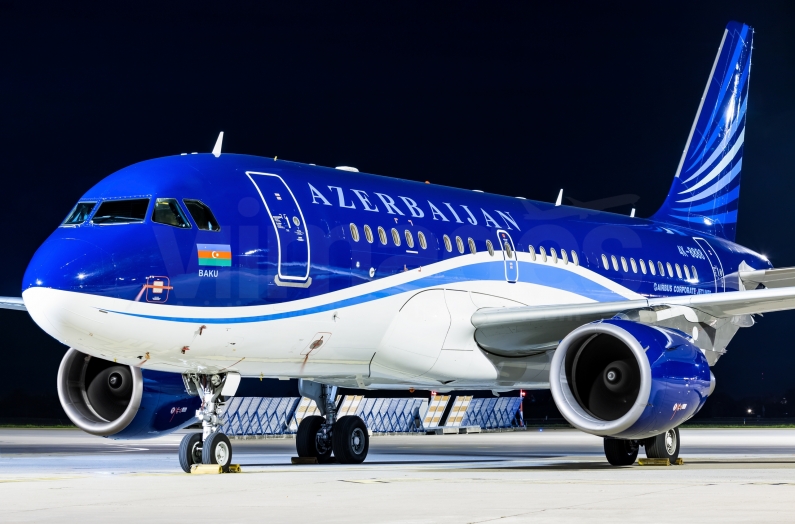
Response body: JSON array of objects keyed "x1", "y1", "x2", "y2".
[{"x1": 1, "y1": 428, "x2": 795, "y2": 522}]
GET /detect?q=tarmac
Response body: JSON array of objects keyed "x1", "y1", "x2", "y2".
[{"x1": 1, "y1": 427, "x2": 794, "y2": 522}]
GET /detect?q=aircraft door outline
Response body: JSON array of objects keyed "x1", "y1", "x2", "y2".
[
  {"x1": 496, "y1": 230, "x2": 518, "y2": 283},
  {"x1": 246, "y1": 171, "x2": 312, "y2": 286},
  {"x1": 693, "y1": 237, "x2": 725, "y2": 292}
]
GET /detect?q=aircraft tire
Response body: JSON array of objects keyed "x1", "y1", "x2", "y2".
[
  {"x1": 202, "y1": 431, "x2": 233, "y2": 472},
  {"x1": 296, "y1": 415, "x2": 333, "y2": 463},
  {"x1": 603, "y1": 437, "x2": 639, "y2": 466},
  {"x1": 332, "y1": 415, "x2": 369, "y2": 464},
  {"x1": 644, "y1": 427, "x2": 680, "y2": 462},
  {"x1": 178, "y1": 432, "x2": 203, "y2": 473}
]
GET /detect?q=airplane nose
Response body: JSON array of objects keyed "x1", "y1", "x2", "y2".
[{"x1": 23, "y1": 236, "x2": 115, "y2": 294}]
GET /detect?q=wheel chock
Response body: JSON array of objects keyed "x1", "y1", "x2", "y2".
[
  {"x1": 638, "y1": 458, "x2": 670, "y2": 466},
  {"x1": 190, "y1": 464, "x2": 242, "y2": 474},
  {"x1": 674, "y1": 458, "x2": 684, "y2": 465},
  {"x1": 291, "y1": 457, "x2": 319, "y2": 465}
]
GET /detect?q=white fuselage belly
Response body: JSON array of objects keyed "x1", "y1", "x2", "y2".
[{"x1": 23, "y1": 253, "x2": 640, "y2": 389}]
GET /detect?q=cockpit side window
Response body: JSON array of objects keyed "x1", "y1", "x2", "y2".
[
  {"x1": 92, "y1": 199, "x2": 150, "y2": 224},
  {"x1": 183, "y1": 199, "x2": 220, "y2": 231},
  {"x1": 152, "y1": 198, "x2": 191, "y2": 228},
  {"x1": 62, "y1": 201, "x2": 97, "y2": 226}
]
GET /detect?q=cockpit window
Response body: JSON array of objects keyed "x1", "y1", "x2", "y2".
[
  {"x1": 62, "y1": 202, "x2": 97, "y2": 225},
  {"x1": 152, "y1": 198, "x2": 191, "y2": 228},
  {"x1": 183, "y1": 199, "x2": 220, "y2": 231},
  {"x1": 92, "y1": 199, "x2": 150, "y2": 224}
]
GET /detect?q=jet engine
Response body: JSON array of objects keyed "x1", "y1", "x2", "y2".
[
  {"x1": 57, "y1": 348, "x2": 200, "y2": 439},
  {"x1": 550, "y1": 319, "x2": 713, "y2": 439}
]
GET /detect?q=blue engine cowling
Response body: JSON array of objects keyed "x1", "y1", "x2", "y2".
[
  {"x1": 57, "y1": 348, "x2": 200, "y2": 439},
  {"x1": 549, "y1": 319, "x2": 713, "y2": 439}
]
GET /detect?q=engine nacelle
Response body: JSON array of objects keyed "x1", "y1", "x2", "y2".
[
  {"x1": 550, "y1": 319, "x2": 712, "y2": 439},
  {"x1": 57, "y1": 348, "x2": 200, "y2": 439}
]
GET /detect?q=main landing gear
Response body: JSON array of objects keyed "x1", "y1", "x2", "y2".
[
  {"x1": 603, "y1": 427, "x2": 681, "y2": 466},
  {"x1": 179, "y1": 373, "x2": 234, "y2": 473},
  {"x1": 295, "y1": 379, "x2": 369, "y2": 464}
]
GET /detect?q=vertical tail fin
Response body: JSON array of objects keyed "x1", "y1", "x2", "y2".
[{"x1": 651, "y1": 22, "x2": 753, "y2": 241}]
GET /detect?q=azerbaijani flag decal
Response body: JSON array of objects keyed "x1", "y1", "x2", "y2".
[{"x1": 197, "y1": 244, "x2": 232, "y2": 267}]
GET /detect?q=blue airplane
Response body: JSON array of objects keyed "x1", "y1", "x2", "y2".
[{"x1": 2, "y1": 21, "x2": 785, "y2": 469}]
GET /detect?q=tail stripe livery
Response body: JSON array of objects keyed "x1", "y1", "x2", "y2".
[{"x1": 652, "y1": 22, "x2": 752, "y2": 242}]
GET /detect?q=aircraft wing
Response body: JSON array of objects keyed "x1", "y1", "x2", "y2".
[
  {"x1": 471, "y1": 286, "x2": 795, "y2": 356},
  {"x1": 740, "y1": 266, "x2": 795, "y2": 290},
  {"x1": 0, "y1": 297, "x2": 26, "y2": 311}
]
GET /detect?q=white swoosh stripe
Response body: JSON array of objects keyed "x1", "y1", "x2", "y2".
[
  {"x1": 676, "y1": 159, "x2": 742, "y2": 204},
  {"x1": 678, "y1": 128, "x2": 744, "y2": 195},
  {"x1": 681, "y1": 100, "x2": 746, "y2": 185}
]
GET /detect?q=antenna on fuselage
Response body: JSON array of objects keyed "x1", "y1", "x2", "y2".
[
  {"x1": 212, "y1": 132, "x2": 224, "y2": 157},
  {"x1": 555, "y1": 189, "x2": 563, "y2": 206}
]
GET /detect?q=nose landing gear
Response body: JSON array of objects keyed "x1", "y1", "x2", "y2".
[
  {"x1": 295, "y1": 380, "x2": 370, "y2": 464},
  {"x1": 178, "y1": 373, "x2": 235, "y2": 473}
]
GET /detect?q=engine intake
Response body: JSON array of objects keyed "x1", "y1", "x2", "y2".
[
  {"x1": 550, "y1": 319, "x2": 712, "y2": 439},
  {"x1": 57, "y1": 348, "x2": 200, "y2": 439}
]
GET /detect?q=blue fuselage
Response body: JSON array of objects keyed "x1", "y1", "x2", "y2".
[{"x1": 22, "y1": 153, "x2": 770, "y2": 309}]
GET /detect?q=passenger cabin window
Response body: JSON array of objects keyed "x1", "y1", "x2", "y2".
[
  {"x1": 539, "y1": 247, "x2": 547, "y2": 263},
  {"x1": 684, "y1": 265, "x2": 691, "y2": 280},
  {"x1": 349, "y1": 223, "x2": 360, "y2": 242},
  {"x1": 456, "y1": 236, "x2": 464, "y2": 254},
  {"x1": 630, "y1": 258, "x2": 637, "y2": 273},
  {"x1": 571, "y1": 251, "x2": 579, "y2": 266},
  {"x1": 620, "y1": 256, "x2": 628, "y2": 272},
  {"x1": 550, "y1": 248, "x2": 557, "y2": 264},
  {"x1": 391, "y1": 228, "x2": 401, "y2": 246},
  {"x1": 691, "y1": 265, "x2": 698, "y2": 281},
  {"x1": 675, "y1": 263, "x2": 682, "y2": 279},
  {"x1": 611, "y1": 255, "x2": 619, "y2": 271},
  {"x1": 92, "y1": 198, "x2": 149, "y2": 224},
  {"x1": 468, "y1": 238, "x2": 476, "y2": 254},
  {"x1": 657, "y1": 261, "x2": 665, "y2": 276},
  {"x1": 183, "y1": 199, "x2": 220, "y2": 231},
  {"x1": 419, "y1": 231, "x2": 428, "y2": 250},
  {"x1": 649, "y1": 260, "x2": 656, "y2": 276},
  {"x1": 378, "y1": 226, "x2": 387, "y2": 245},
  {"x1": 486, "y1": 239, "x2": 495, "y2": 256},
  {"x1": 152, "y1": 198, "x2": 191, "y2": 228},
  {"x1": 640, "y1": 259, "x2": 647, "y2": 274},
  {"x1": 504, "y1": 241, "x2": 513, "y2": 259},
  {"x1": 528, "y1": 245, "x2": 536, "y2": 261},
  {"x1": 561, "y1": 249, "x2": 568, "y2": 265},
  {"x1": 666, "y1": 262, "x2": 674, "y2": 278},
  {"x1": 443, "y1": 235, "x2": 452, "y2": 252},
  {"x1": 404, "y1": 230, "x2": 414, "y2": 248},
  {"x1": 364, "y1": 225, "x2": 374, "y2": 243},
  {"x1": 63, "y1": 201, "x2": 97, "y2": 225},
  {"x1": 601, "y1": 254, "x2": 609, "y2": 270}
]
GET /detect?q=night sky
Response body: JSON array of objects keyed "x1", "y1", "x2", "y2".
[{"x1": 2, "y1": 1, "x2": 794, "y2": 414}]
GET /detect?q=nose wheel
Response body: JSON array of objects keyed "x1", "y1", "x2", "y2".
[
  {"x1": 203, "y1": 431, "x2": 233, "y2": 471},
  {"x1": 178, "y1": 432, "x2": 203, "y2": 473}
]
